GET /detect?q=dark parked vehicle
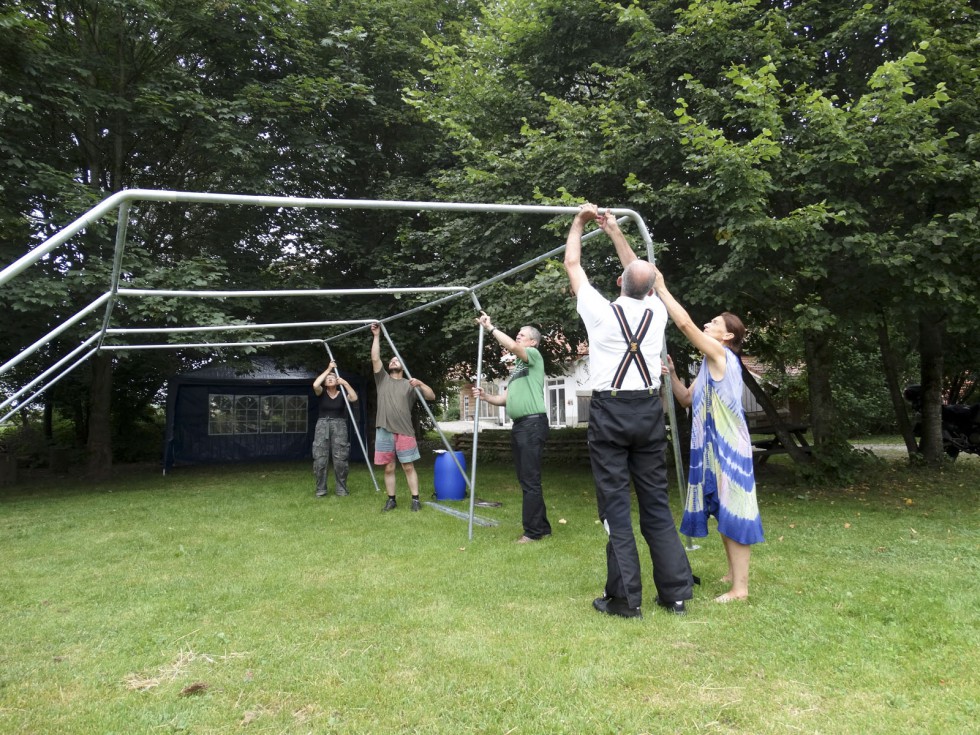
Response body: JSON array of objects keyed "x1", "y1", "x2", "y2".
[{"x1": 903, "y1": 384, "x2": 980, "y2": 459}]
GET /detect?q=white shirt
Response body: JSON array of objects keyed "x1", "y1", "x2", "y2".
[{"x1": 576, "y1": 281, "x2": 667, "y2": 392}]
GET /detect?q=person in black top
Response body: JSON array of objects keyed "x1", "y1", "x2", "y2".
[{"x1": 313, "y1": 361, "x2": 358, "y2": 497}]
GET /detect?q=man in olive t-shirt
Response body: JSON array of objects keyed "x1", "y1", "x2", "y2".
[
  {"x1": 473, "y1": 312, "x2": 551, "y2": 543},
  {"x1": 371, "y1": 323, "x2": 436, "y2": 512}
]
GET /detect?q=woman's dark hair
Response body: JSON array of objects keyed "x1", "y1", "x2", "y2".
[{"x1": 721, "y1": 312, "x2": 746, "y2": 353}]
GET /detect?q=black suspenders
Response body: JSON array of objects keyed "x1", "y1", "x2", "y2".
[{"x1": 610, "y1": 304, "x2": 654, "y2": 391}]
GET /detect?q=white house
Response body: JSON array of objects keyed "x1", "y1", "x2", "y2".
[
  {"x1": 459, "y1": 352, "x2": 799, "y2": 430},
  {"x1": 460, "y1": 354, "x2": 592, "y2": 428}
]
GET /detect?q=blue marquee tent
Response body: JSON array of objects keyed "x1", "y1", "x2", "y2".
[{"x1": 163, "y1": 358, "x2": 366, "y2": 471}]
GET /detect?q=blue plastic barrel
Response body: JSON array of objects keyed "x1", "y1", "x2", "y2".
[{"x1": 433, "y1": 451, "x2": 467, "y2": 501}]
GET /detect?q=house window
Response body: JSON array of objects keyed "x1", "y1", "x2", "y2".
[
  {"x1": 464, "y1": 384, "x2": 503, "y2": 421},
  {"x1": 547, "y1": 379, "x2": 566, "y2": 427},
  {"x1": 208, "y1": 394, "x2": 308, "y2": 436}
]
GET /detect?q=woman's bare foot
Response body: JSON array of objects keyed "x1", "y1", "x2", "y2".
[{"x1": 714, "y1": 591, "x2": 748, "y2": 603}]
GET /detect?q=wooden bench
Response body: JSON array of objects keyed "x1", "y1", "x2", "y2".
[{"x1": 751, "y1": 423, "x2": 811, "y2": 466}]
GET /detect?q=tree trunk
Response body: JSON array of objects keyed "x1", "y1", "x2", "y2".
[
  {"x1": 876, "y1": 312, "x2": 918, "y2": 455},
  {"x1": 740, "y1": 361, "x2": 812, "y2": 464},
  {"x1": 43, "y1": 399, "x2": 54, "y2": 441},
  {"x1": 918, "y1": 311, "x2": 945, "y2": 465},
  {"x1": 86, "y1": 353, "x2": 114, "y2": 478},
  {"x1": 803, "y1": 331, "x2": 839, "y2": 447},
  {"x1": 803, "y1": 332, "x2": 850, "y2": 456},
  {"x1": 73, "y1": 393, "x2": 87, "y2": 445}
]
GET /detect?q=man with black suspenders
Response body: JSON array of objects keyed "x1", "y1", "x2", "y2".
[{"x1": 564, "y1": 203, "x2": 694, "y2": 619}]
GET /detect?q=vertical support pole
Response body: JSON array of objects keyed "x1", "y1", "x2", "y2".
[
  {"x1": 97, "y1": 201, "x2": 132, "y2": 350},
  {"x1": 324, "y1": 342, "x2": 380, "y2": 493},
  {"x1": 467, "y1": 292, "x2": 488, "y2": 540},
  {"x1": 639, "y1": 227, "x2": 695, "y2": 549},
  {"x1": 378, "y1": 322, "x2": 471, "y2": 490}
]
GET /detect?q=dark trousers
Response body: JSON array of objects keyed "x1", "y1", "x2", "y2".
[
  {"x1": 511, "y1": 413, "x2": 551, "y2": 539},
  {"x1": 588, "y1": 393, "x2": 692, "y2": 609}
]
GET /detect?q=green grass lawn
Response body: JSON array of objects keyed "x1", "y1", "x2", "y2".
[{"x1": 1, "y1": 453, "x2": 977, "y2": 734}]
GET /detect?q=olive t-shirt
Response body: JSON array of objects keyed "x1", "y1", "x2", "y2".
[{"x1": 374, "y1": 369, "x2": 417, "y2": 436}]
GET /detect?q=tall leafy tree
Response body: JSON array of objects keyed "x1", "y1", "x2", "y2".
[
  {"x1": 408, "y1": 0, "x2": 979, "y2": 473},
  {"x1": 0, "y1": 0, "x2": 463, "y2": 471}
]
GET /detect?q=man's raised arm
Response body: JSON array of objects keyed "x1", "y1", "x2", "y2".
[
  {"x1": 564, "y1": 204, "x2": 598, "y2": 295},
  {"x1": 598, "y1": 210, "x2": 638, "y2": 269},
  {"x1": 370, "y1": 323, "x2": 383, "y2": 373}
]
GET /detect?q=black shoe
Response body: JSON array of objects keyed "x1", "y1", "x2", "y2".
[
  {"x1": 593, "y1": 596, "x2": 642, "y2": 619},
  {"x1": 411, "y1": 497, "x2": 421, "y2": 512},
  {"x1": 383, "y1": 497, "x2": 397, "y2": 512},
  {"x1": 655, "y1": 597, "x2": 687, "y2": 615}
]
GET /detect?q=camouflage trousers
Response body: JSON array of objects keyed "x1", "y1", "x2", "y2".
[{"x1": 313, "y1": 417, "x2": 350, "y2": 496}]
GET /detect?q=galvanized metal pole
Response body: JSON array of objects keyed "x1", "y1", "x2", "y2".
[
  {"x1": 1, "y1": 189, "x2": 682, "y2": 547},
  {"x1": 377, "y1": 322, "x2": 470, "y2": 494},
  {"x1": 323, "y1": 342, "x2": 380, "y2": 494}
]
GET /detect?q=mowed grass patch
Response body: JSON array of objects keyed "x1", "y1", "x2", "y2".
[{"x1": 1, "y1": 456, "x2": 976, "y2": 734}]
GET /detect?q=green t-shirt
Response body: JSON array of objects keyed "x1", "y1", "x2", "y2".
[{"x1": 505, "y1": 346, "x2": 546, "y2": 420}]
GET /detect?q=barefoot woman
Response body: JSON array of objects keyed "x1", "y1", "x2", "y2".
[{"x1": 654, "y1": 270, "x2": 764, "y2": 602}]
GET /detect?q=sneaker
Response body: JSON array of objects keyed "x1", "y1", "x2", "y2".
[
  {"x1": 336, "y1": 489, "x2": 349, "y2": 497},
  {"x1": 593, "y1": 596, "x2": 642, "y2": 619},
  {"x1": 383, "y1": 497, "x2": 397, "y2": 512},
  {"x1": 654, "y1": 597, "x2": 687, "y2": 615},
  {"x1": 411, "y1": 497, "x2": 421, "y2": 512}
]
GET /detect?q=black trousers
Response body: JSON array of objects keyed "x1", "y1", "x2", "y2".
[
  {"x1": 511, "y1": 413, "x2": 551, "y2": 539},
  {"x1": 588, "y1": 393, "x2": 693, "y2": 608}
]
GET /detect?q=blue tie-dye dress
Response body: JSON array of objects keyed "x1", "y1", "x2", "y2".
[{"x1": 679, "y1": 349, "x2": 764, "y2": 545}]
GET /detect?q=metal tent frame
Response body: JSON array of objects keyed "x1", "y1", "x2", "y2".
[{"x1": 0, "y1": 190, "x2": 688, "y2": 540}]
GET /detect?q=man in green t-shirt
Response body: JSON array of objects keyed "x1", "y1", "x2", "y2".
[{"x1": 473, "y1": 312, "x2": 551, "y2": 543}]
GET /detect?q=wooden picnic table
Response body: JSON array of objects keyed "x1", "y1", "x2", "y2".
[{"x1": 751, "y1": 423, "x2": 811, "y2": 466}]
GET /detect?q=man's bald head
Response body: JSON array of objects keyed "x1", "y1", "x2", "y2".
[{"x1": 620, "y1": 260, "x2": 656, "y2": 299}]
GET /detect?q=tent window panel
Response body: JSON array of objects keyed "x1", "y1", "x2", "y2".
[
  {"x1": 235, "y1": 395, "x2": 260, "y2": 434},
  {"x1": 208, "y1": 393, "x2": 307, "y2": 436},
  {"x1": 260, "y1": 395, "x2": 285, "y2": 434},
  {"x1": 284, "y1": 395, "x2": 308, "y2": 434},
  {"x1": 209, "y1": 394, "x2": 235, "y2": 435}
]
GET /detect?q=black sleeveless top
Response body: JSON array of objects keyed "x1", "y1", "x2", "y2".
[{"x1": 317, "y1": 390, "x2": 347, "y2": 419}]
